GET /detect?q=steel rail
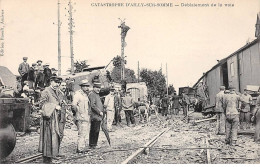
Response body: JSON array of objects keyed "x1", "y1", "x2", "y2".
[{"x1": 121, "y1": 127, "x2": 170, "y2": 164}]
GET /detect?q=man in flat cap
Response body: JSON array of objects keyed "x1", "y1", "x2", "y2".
[
  {"x1": 215, "y1": 86, "x2": 226, "y2": 135},
  {"x1": 72, "y1": 79, "x2": 91, "y2": 153},
  {"x1": 88, "y1": 81, "x2": 104, "y2": 149},
  {"x1": 18, "y1": 57, "x2": 30, "y2": 87},
  {"x1": 104, "y1": 87, "x2": 116, "y2": 132},
  {"x1": 223, "y1": 86, "x2": 241, "y2": 146},
  {"x1": 35, "y1": 76, "x2": 63, "y2": 163},
  {"x1": 122, "y1": 90, "x2": 135, "y2": 127},
  {"x1": 239, "y1": 88, "x2": 252, "y2": 130},
  {"x1": 44, "y1": 63, "x2": 52, "y2": 87},
  {"x1": 27, "y1": 63, "x2": 37, "y2": 89}
]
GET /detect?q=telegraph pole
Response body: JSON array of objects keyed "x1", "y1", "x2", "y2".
[
  {"x1": 118, "y1": 19, "x2": 130, "y2": 80},
  {"x1": 68, "y1": 0, "x2": 75, "y2": 74},
  {"x1": 138, "y1": 61, "x2": 140, "y2": 82},
  {"x1": 57, "y1": 0, "x2": 61, "y2": 76},
  {"x1": 166, "y1": 63, "x2": 168, "y2": 95}
]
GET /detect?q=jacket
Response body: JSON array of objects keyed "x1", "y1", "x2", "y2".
[
  {"x1": 88, "y1": 90, "x2": 103, "y2": 121},
  {"x1": 72, "y1": 89, "x2": 90, "y2": 121},
  {"x1": 18, "y1": 62, "x2": 30, "y2": 76}
]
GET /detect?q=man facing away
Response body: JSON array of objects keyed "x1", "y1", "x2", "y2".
[
  {"x1": 122, "y1": 91, "x2": 135, "y2": 127},
  {"x1": 215, "y1": 86, "x2": 226, "y2": 135},
  {"x1": 104, "y1": 87, "x2": 116, "y2": 132},
  {"x1": 18, "y1": 57, "x2": 30, "y2": 87},
  {"x1": 223, "y1": 86, "x2": 241, "y2": 146},
  {"x1": 72, "y1": 79, "x2": 91, "y2": 153},
  {"x1": 88, "y1": 81, "x2": 104, "y2": 149}
]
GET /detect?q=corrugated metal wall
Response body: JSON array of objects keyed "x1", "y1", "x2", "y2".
[{"x1": 206, "y1": 66, "x2": 221, "y2": 106}]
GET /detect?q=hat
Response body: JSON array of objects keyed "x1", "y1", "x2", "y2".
[
  {"x1": 45, "y1": 63, "x2": 50, "y2": 66},
  {"x1": 50, "y1": 76, "x2": 61, "y2": 82},
  {"x1": 220, "y1": 86, "x2": 225, "y2": 90},
  {"x1": 32, "y1": 63, "x2": 37, "y2": 66},
  {"x1": 79, "y1": 79, "x2": 90, "y2": 86},
  {"x1": 93, "y1": 82, "x2": 101, "y2": 88},
  {"x1": 23, "y1": 57, "x2": 28, "y2": 60},
  {"x1": 37, "y1": 60, "x2": 42, "y2": 63}
]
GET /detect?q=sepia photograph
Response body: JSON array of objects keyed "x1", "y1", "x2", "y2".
[{"x1": 0, "y1": 0, "x2": 260, "y2": 164}]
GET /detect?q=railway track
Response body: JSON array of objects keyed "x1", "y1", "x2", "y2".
[{"x1": 15, "y1": 153, "x2": 42, "y2": 164}]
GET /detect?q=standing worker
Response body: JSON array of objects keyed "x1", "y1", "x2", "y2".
[
  {"x1": 215, "y1": 86, "x2": 226, "y2": 135},
  {"x1": 223, "y1": 86, "x2": 241, "y2": 146},
  {"x1": 88, "y1": 81, "x2": 104, "y2": 149},
  {"x1": 239, "y1": 88, "x2": 252, "y2": 130},
  {"x1": 104, "y1": 87, "x2": 116, "y2": 132},
  {"x1": 72, "y1": 80, "x2": 91, "y2": 153},
  {"x1": 113, "y1": 89, "x2": 122, "y2": 125},
  {"x1": 18, "y1": 57, "x2": 30, "y2": 87},
  {"x1": 182, "y1": 91, "x2": 190, "y2": 118},
  {"x1": 172, "y1": 92, "x2": 180, "y2": 115},
  {"x1": 36, "y1": 76, "x2": 63, "y2": 163},
  {"x1": 122, "y1": 91, "x2": 135, "y2": 127},
  {"x1": 161, "y1": 94, "x2": 169, "y2": 117}
]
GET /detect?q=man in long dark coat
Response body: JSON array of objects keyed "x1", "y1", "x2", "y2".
[
  {"x1": 36, "y1": 76, "x2": 62, "y2": 163},
  {"x1": 44, "y1": 63, "x2": 52, "y2": 87},
  {"x1": 88, "y1": 82, "x2": 104, "y2": 149}
]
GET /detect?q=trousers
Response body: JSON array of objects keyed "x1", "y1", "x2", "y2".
[
  {"x1": 225, "y1": 114, "x2": 239, "y2": 142},
  {"x1": 114, "y1": 107, "x2": 121, "y2": 124},
  {"x1": 124, "y1": 110, "x2": 135, "y2": 126},
  {"x1": 89, "y1": 120, "x2": 101, "y2": 147},
  {"x1": 77, "y1": 121, "x2": 89, "y2": 151},
  {"x1": 107, "y1": 109, "x2": 115, "y2": 131},
  {"x1": 216, "y1": 112, "x2": 226, "y2": 134}
]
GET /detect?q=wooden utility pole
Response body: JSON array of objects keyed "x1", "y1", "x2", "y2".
[
  {"x1": 118, "y1": 19, "x2": 130, "y2": 80},
  {"x1": 68, "y1": 0, "x2": 74, "y2": 74},
  {"x1": 166, "y1": 63, "x2": 168, "y2": 95},
  {"x1": 138, "y1": 61, "x2": 140, "y2": 82},
  {"x1": 57, "y1": 0, "x2": 61, "y2": 76}
]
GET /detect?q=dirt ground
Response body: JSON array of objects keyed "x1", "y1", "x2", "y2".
[{"x1": 2, "y1": 110, "x2": 260, "y2": 164}]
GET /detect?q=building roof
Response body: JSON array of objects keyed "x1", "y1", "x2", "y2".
[{"x1": 0, "y1": 66, "x2": 17, "y2": 89}]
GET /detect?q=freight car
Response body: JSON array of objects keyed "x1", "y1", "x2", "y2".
[
  {"x1": 193, "y1": 14, "x2": 260, "y2": 114},
  {"x1": 0, "y1": 66, "x2": 31, "y2": 160}
]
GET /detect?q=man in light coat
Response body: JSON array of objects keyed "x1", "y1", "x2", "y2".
[
  {"x1": 72, "y1": 80, "x2": 91, "y2": 153},
  {"x1": 104, "y1": 87, "x2": 115, "y2": 132},
  {"x1": 215, "y1": 86, "x2": 226, "y2": 135}
]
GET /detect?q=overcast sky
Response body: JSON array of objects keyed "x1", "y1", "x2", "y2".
[{"x1": 0, "y1": 0, "x2": 259, "y2": 90}]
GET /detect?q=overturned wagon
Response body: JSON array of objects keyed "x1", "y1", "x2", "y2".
[{"x1": 0, "y1": 98, "x2": 31, "y2": 160}]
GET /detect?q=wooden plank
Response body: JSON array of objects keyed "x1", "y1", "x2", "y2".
[
  {"x1": 121, "y1": 127, "x2": 170, "y2": 164},
  {"x1": 205, "y1": 137, "x2": 211, "y2": 164},
  {"x1": 194, "y1": 117, "x2": 216, "y2": 123}
]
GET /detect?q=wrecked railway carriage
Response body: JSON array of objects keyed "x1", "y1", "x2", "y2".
[{"x1": 193, "y1": 13, "x2": 260, "y2": 113}]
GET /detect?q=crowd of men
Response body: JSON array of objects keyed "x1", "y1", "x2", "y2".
[
  {"x1": 215, "y1": 85, "x2": 260, "y2": 146},
  {"x1": 1, "y1": 56, "x2": 259, "y2": 163}
]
